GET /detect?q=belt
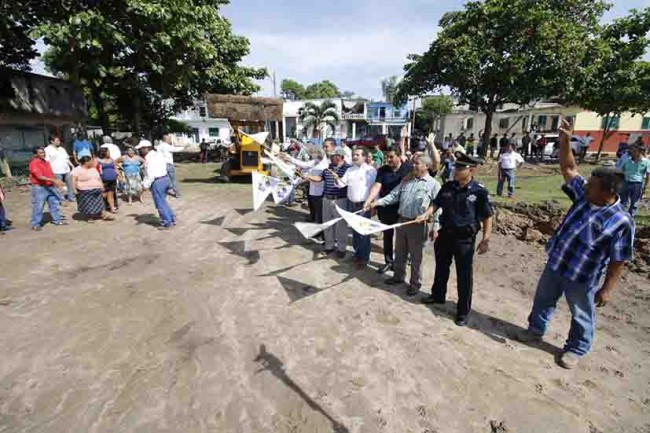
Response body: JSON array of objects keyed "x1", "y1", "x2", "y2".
[
  {"x1": 154, "y1": 175, "x2": 168, "y2": 181},
  {"x1": 398, "y1": 216, "x2": 416, "y2": 222},
  {"x1": 323, "y1": 194, "x2": 343, "y2": 200},
  {"x1": 440, "y1": 225, "x2": 478, "y2": 237},
  {"x1": 626, "y1": 181, "x2": 643, "y2": 184}
]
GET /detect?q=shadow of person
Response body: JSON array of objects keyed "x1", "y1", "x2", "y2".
[
  {"x1": 254, "y1": 344, "x2": 350, "y2": 433},
  {"x1": 127, "y1": 213, "x2": 159, "y2": 227}
]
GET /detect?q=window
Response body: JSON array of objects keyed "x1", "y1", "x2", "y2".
[
  {"x1": 642, "y1": 117, "x2": 650, "y2": 130},
  {"x1": 466, "y1": 118, "x2": 474, "y2": 130},
  {"x1": 601, "y1": 115, "x2": 620, "y2": 130},
  {"x1": 499, "y1": 118, "x2": 509, "y2": 129},
  {"x1": 209, "y1": 127, "x2": 220, "y2": 137},
  {"x1": 538, "y1": 115, "x2": 547, "y2": 128},
  {"x1": 199, "y1": 106, "x2": 207, "y2": 117}
]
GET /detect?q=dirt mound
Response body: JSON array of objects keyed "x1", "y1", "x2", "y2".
[{"x1": 494, "y1": 201, "x2": 650, "y2": 276}]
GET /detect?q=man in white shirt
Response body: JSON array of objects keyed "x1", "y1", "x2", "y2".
[
  {"x1": 100, "y1": 136, "x2": 122, "y2": 160},
  {"x1": 156, "y1": 134, "x2": 188, "y2": 198},
  {"x1": 497, "y1": 143, "x2": 525, "y2": 198},
  {"x1": 286, "y1": 146, "x2": 329, "y2": 227},
  {"x1": 135, "y1": 140, "x2": 176, "y2": 230},
  {"x1": 45, "y1": 135, "x2": 75, "y2": 202},
  {"x1": 334, "y1": 147, "x2": 377, "y2": 267}
]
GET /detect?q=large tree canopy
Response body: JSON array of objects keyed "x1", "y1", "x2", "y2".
[
  {"x1": 395, "y1": 0, "x2": 612, "y2": 155},
  {"x1": 6, "y1": 0, "x2": 265, "y2": 135}
]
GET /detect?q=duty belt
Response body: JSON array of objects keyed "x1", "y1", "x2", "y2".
[{"x1": 440, "y1": 224, "x2": 479, "y2": 237}]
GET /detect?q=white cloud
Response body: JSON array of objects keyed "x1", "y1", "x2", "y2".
[{"x1": 243, "y1": 27, "x2": 437, "y2": 99}]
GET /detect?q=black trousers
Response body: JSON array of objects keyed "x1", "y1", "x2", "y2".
[
  {"x1": 431, "y1": 230, "x2": 476, "y2": 319},
  {"x1": 307, "y1": 195, "x2": 323, "y2": 223},
  {"x1": 378, "y1": 209, "x2": 399, "y2": 265}
]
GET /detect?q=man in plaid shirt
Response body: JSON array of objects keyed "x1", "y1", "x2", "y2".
[{"x1": 519, "y1": 120, "x2": 635, "y2": 369}]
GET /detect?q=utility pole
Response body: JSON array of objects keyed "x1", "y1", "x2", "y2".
[{"x1": 268, "y1": 70, "x2": 277, "y2": 98}]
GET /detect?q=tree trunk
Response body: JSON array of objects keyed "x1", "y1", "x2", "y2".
[
  {"x1": 480, "y1": 110, "x2": 494, "y2": 158},
  {"x1": 596, "y1": 114, "x2": 614, "y2": 162},
  {"x1": 132, "y1": 89, "x2": 142, "y2": 138},
  {"x1": 90, "y1": 85, "x2": 111, "y2": 135}
]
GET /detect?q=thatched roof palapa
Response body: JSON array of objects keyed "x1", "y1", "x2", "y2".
[{"x1": 205, "y1": 94, "x2": 283, "y2": 122}]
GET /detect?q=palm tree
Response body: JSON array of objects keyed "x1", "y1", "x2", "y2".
[{"x1": 299, "y1": 100, "x2": 340, "y2": 139}]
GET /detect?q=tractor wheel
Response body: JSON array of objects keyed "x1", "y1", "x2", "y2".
[{"x1": 220, "y1": 159, "x2": 235, "y2": 182}]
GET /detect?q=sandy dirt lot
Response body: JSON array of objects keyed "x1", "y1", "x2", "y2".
[{"x1": 0, "y1": 163, "x2": 648, "y2": 433}]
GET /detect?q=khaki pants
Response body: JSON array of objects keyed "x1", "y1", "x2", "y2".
[
  {"x1": 393, "y1": 218, "x2": 428, "y2": 289},
  {"x1": 322, "y1": 197, "x2": 348, "y2": 252}
]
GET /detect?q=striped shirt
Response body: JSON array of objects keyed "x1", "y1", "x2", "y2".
[
  {"x1": 546, "y1": 176, "x2": 634, "y2": 287},
  {"x1": 376, "y1": 174, "x2": 441, "y2": 226},
  {"x1": 323, "y1": 162, "x2": 350, "y2": 198}
]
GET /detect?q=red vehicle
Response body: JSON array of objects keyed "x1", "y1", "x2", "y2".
[{"x1": 346, "y1": 135, "x2": 388, "y2": 150}]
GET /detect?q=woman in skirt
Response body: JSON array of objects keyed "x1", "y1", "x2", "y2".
[
  {"x1": 71, "y1": 156, "x2": 114, "y2": 222},
  {"x1": 116, "y1": 147, "x2": 146, "y2": 205}
]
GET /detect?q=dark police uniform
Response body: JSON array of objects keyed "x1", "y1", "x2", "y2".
[{"x1": 423, "y1": 152, "x2": 494, "y2": 325}]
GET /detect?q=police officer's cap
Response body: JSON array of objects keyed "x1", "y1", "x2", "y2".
[{"x1": 454, "y1": 151, "x2": 483, "y2": 168}]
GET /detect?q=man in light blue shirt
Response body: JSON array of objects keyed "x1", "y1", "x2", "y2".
[{"x1": 619, "y1": 144, "x2": 649, "y2": 216}]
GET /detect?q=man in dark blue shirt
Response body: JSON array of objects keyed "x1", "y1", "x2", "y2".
[
  {"x1": 421, "y1": 152, "x2": 494, "y2": 327},
  {"x1": 364, "y1": 146, "x2": 411, "y2": 273}
]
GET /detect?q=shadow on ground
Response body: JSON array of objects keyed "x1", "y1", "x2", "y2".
[{"x1": 254, "y1": 344, "x2": 350, "y2": 433}]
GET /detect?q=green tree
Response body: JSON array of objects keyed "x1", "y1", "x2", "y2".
[
  {"x1": 569, "y1": 9, "x2": 650, "y2": 159},
  {"x1": 381, "y1": 76, "x2": 400, "y2": 105},
  {"x1": 395, "y1": 0, "x2": 609, "y2": 156},
  {"x1": 280, "y1": 79, "x2": 306, "y2": 100},
  {"x1": 304, "y1": 80, "x2": 340, "y2": 99},
  {"x1": 299, "y1": 100, "x2": 340, "y2": 139},
  {"x1": 416, "y1": 95, "x2": 453, "y2": 133},
  {"x1": 36, "y1": 0, "x2": 265, "y2": 136}
]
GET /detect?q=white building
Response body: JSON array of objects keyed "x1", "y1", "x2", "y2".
[
  {"x1": 170, "y1": 101, "x2": 231, "y2": 145},
  {"x1": 282, "y1": 98, "x2": 409, "y2": 142}
]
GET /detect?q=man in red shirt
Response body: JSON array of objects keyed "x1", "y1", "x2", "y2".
[{"x1": 29, "y1": 147, "x2": 67, "y2": 231}]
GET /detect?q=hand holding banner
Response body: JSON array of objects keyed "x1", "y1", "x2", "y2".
[{"x1": 335, "y1": 204, "x2": 424, "y2": 235}]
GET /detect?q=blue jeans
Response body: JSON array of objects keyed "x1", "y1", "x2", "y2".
[
  {"x1": 620, "y1": 182, "x2": 643, "y2": 216},
  {"x1": 166, "y1": 163, "x2": 179, "y2": 196},
  {"x1": 348, "y1": 201, "x2": 371, "y2": 262},
  {"x1": 0, "y1": 204, "x2": 6, "y2": 229},
  {"x1": 55, "y1": 173, "x2": 75, "y2": 201},
  {"x1": 151, "y1": 177, "x2": 175, "y2": 227},
  {"x1": 31, "y1": 185, "x2": 62, "y2": 227},
  {"x1": 497, "y1": 168, "x2": 515, "y2": 197},
  {"x1": 528, "y1": 265, "x2": 597, "y2": 356}
]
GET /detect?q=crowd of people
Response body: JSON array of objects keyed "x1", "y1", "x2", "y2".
[
  {"x1": 0, "y1": 133, "x2": 188, "y2": 234},
  {"x1": 279, "y1": 121, "x2": 637, "y2": 369}
]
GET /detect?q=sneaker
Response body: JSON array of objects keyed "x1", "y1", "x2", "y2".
[
  {"x1": 52, "y1": 221, "x2": 69, "y2": 226},
  {"x1": 31, "y1": 226, "x2": 42, "y2": 232},
  {"x1": 320, "y1": 248, "x2": 335, "y2": 257},
  {"x1": 558, "y1": 351, "x2": 581, "y2": 370},
  {"x1": 377, "y1": 263, "x2": 393, "y2": 274},
  {"x1": 515, "y1": 329, "x2": 543, "y2": 343},
  {"x1": 335, "y1": 251, "x2": 346, "y2": 259},
  {"x1": 384, "y1": 277, "x2": 404, "y2": 285},
  {"x1": 406, "y1": 285, "x2": 420, "y2": 296},
  {"x1": 454, "y1": 316, "x2": 468, "y2": 327}
]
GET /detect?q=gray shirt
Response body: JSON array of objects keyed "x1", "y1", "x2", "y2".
[{"x1": 377, "y1": 174, "x2": 441, "y2": 229}]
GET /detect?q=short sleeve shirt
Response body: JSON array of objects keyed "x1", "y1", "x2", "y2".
[
  {"x1": 376, "y1": 163, "x2": 411, "y2": 198},
  {"x1": 72, "y1": 166, "x2": 104, "y2": 190},
  {"x1": 433, "y1": 180, "x2": 493, "y2": 228},
  {"x1": 620, "y1": 158, "x2": 650, "y2": 183}
]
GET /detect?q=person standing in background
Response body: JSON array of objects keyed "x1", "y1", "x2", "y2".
[
  {"x1": 371, "y1": 144, "x2": 384, "y2": 168},
  {"x1": 28, "y1": 147, "x2": 67, "y2": 231},
  {"x1": 199, "y1": 139, "x2": 209, "y2": 163},
  {"x1": 466, "y1": 133, "x2": 476, "y2": 156},
  {"x1": 489, "y1": 133, "x2": 498, "y2": 159},
  {"x1": 137, "y1": 140, "x2": 177, "y2": 230},
  {"x1": 116, "y1": 147, "x2": 146, "y2": 206},
  {"x1": 521, "y1": 132, "x2": 532, "y2": 158},
  {"x1": 100, "y1": 136, "x2": 122, "y2": 160},
  {"x1": 497, "y1": 143, "x2": 525, "y2": 198},
  {"x1": 157, "y1": 133, "x2": 188, "y2": 198},
  {"x1": 45, "y1": 135, "x2": 75, "y2": 203},
  {"x1": 72, "y1": 132, "x2": 94, "y2": 164},
  {"x1": 619, "y1": 144, "x2": 649, "y2": 217}
]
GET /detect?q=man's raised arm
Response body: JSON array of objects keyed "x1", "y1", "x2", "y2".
[{"x1": 558, "y1": 119, "x2": 580, "y2": 183}]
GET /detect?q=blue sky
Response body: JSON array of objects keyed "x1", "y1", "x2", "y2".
[
  {"x1": 222, "y1": 0, "x2": 650, "y2": 100},
  {"x1": 31, "y1": 0, "x2": 650, "y2": 100}
]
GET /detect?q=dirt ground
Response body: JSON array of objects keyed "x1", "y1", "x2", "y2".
[{"x1": 0, "y1": 163, "x2": 649, "y2": 433}]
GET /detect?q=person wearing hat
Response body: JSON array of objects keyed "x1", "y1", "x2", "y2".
[
  {"x1": 421, "y1": 151, "x2": 494, "y2": 327},
  {"x1": 618, "y1": 143, "x2": 649, "y2": 216},
  {"x1": 136, "y1": 140, "x2": 176, "y2": 229},
  {"x1": 309, "y1": 147, "x2": 351, "y2": 257}
]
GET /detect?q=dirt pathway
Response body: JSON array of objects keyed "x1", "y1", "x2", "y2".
[{"x1": 0, "y1": 163, "x2": 648, "y2": 432}]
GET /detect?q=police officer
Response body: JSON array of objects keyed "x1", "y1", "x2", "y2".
[{"x1": 421, "y1": 151, "x2": 494, "y2": 326}]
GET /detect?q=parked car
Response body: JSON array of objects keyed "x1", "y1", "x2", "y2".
[{"x1": 347, "y1": 135, "x2": 388, "y2": 150}]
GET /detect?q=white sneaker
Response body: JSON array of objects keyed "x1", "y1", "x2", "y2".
[{"x1": 558, "y1": 351, "x2": 581, "y2": 369}]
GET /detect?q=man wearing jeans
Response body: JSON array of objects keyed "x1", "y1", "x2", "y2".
[
  {"x1": 619, "y1": 144, "x2": 649, "y2": 217},
  {"x1": 157, "y1": 134, "x2": 187, "y2": 198},
  {"x1": 497, "y1": 143, "x2": 524, "y2": 198},
  {"x1": 518, "y1": 120, "x2": 634, "y2": 369},
  {"x1": 45, "y1": 135, "x2": 75, "y2": 203},
  {"x1": 137, "y1": 140, "x2": 176, "y2": 230},
  {"x1": 332, "y1": 147, "x2": 377, "y2": 268},
  {"x1": 28, "y1": 147, "x2": 67, "y2": 231}
]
